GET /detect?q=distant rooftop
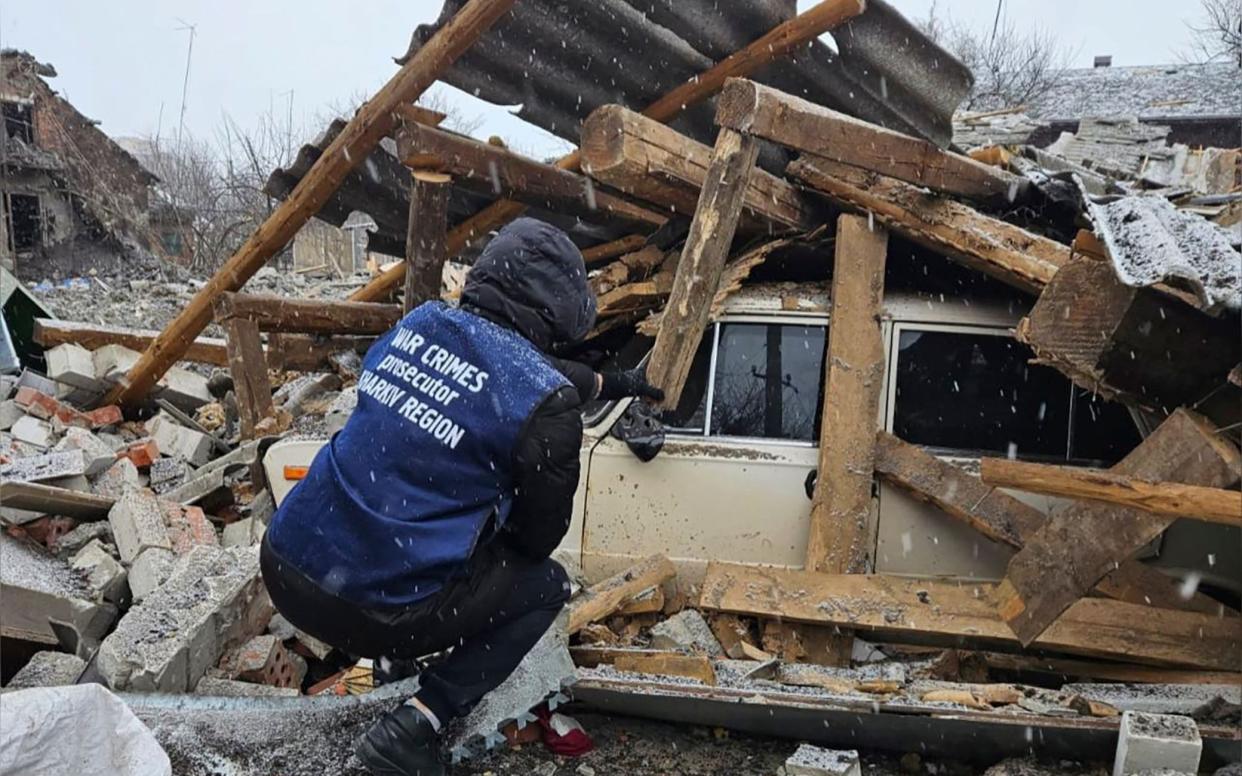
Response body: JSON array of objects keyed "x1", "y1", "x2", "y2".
[{"x1": 1025, "y1": 62, "x2": 1242, "y2": 122}]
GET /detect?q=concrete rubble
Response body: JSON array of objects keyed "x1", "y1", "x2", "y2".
[
  {"x1": 4, "y1": 650, "x2": 86, "y2": 689},
  {"x1": 649, "y1": 608, "x2": 724, "y2": 656},
  {"x1": 785, "y1": 745, "x2": 862, "y2": 776},
  {"x1": 1113, "y1": 711, "x2": 1201, "y2": 776}
]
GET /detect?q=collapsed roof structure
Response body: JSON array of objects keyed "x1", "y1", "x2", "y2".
[{"x1": 2, "y1": 0, "x2": 1240, "y2": 773}]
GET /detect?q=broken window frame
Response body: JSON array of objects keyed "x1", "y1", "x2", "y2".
[{"x1": 1, "y1": 99, "x2": 35, "y2": 145}]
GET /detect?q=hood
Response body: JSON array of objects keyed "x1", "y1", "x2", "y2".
[{"x1": 460, "y1": 218, "x2": 597, "y2": 351}]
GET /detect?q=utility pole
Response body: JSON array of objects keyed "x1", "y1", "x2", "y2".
[{"x1": 174, "y1": 19, "x2": 197, "y2": 147}]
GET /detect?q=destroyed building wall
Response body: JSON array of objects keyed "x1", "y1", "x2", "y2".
[
  {"x1": 291, "y1": 217, "x2": 365, "y2": 277},
  {"x1": 1, "y1": 51, "x2": 157, "y2": 278}
]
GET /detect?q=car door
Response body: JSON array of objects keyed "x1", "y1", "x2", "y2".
[{"x1": 580, "y1": 315, "x2": 834, "y2": 582}]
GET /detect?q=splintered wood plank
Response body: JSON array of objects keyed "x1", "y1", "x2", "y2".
[
  {"x1": 567, "y1": 555, "x2": 677, "y2": 634},
  {"x1": 219, "y1": 316, "x2": 274, "y2": 440},
  {"x1": 349, "y1": 0, "x2": 865, "y2": 304},
  {"x1": 716, "y1": 79, "x2": 1027, "y2": 203},
  {"x1": 646, "y1": 128, "x2": 760, "y2": 409},
  {"x1": 806, "y1": 214, "x2": 889, "y2": 574},
  {"x1": 980, "y1": 458, "x2": 1242, "y2": 528},
  {"x1": 1018, "y1": 254, "x2": 1241, "y2": 416},
  {"x1": 105, "y1": 0, "x2": 520, "y2": 404},
  {"x1": 787, "y1": 156, "x2": 1068, "y2": 293},
  {"x1": 215, "y1": 292, "x2": 402, "y2": 336},
  {"x1": 582, "y1": 235, "x2": 648, "y2": 266},
  {"x1": 872, "y1": 432, "x2": 1227, "y2": 615},
  {"x1": 998, "y1": 409, "x2": 1242, "y2": 646},
  {"x1": 395, "y1": 121, "x2": 665, "y2": 231},
  {"x1": 580, "y1": 105, "x2": 815, "y2": 232},
  {"x1": 698, "y1": 563, "x2": 1241, "y2": 670},
  {"x1": 613, "y1": 653, "x2": 717, "y2": 685},
  {"x1": 403, "y1": 172, "x2": 451, "y2": 313}
]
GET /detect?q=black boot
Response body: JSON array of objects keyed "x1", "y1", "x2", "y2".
[{"x1": 357, "y1": 704, "x2": 445, "y2": 776}]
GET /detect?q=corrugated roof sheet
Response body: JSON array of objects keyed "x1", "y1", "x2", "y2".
[
  {"x1": 1026, "y1": 63, "x2": 1242, "y2": 122},
  {"x1": 264, "y1": 120, "x2": 637, "y2": 258},
  {"x1": 403, "y1": 0, "x2": 972, "y2": 149}
]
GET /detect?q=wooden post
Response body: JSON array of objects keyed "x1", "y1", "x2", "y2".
[
  {"x1": 103, "y1": 0, "x2": 518, "y2": 405},
  {"x1": 403, "y1": 172, "x2": 451, "y2": 314},
  {"x1": 647, "y1": 128, "x2": 759, "y2": 409},
  {"x1": 215, "y1": 293, "x2": 402, "y2": 335},
  {"x1": 997, "y1": 409, "x2": 1242, "y2": 646},
  {"x1": 348, "y1": 0, "x2": 867, "y2": 304},
  {"x1": 218, "y1": 312, "x2": 275, "y2": 440},
  {"x1": 806, "y1": 215, "x2": 888, "y2": 574}
]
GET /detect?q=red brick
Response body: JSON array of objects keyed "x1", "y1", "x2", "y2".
[
  {"x1": 119, "y1": 439, "x2": 160, "y2": 469},
  {"x1": 11, "y1": 387, "x2": 111, "y2": 429},
  {"x1": 84, "y1": 405, "x2": 123, "y2": 428},
  {"x1": 161, "y1": 502, "x2": 218, "y2": 554}
]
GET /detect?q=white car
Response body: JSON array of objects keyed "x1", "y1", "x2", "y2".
[{"x1": 265, "y1": 285, "x2": 1238, "y2": 596}]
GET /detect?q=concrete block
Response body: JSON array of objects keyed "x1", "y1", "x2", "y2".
[
  {"x1": 0, "y1": 449, "x2": 87, "y2": 483},
  {"x1": 222, "y1": 517, "x2": 264, "y2": 548},
  {"x1": 194, "y1": 676, "x2": 299, "y2": 698},
  {"x1": 54, "y1": 427, "x2": 118, "y2": 476},
  {"x1": 52, "y1": 521, "x2": 113, "y2": 559},
  {"x1": 1063, "y1": 682, "x2": 1241, "y2": 715},
  {"x1": 649, "y1": 609, "x2": 724, "y2": 656},
  {"x1": 0, "y1": 400, "x2": 23, "y2": 431},
  {"x1": 160, "y1": 366, "x2": 212, "y2": 413},
  {"x1": 0, "y1": 373, "x2": 16, "y2": 400},
  {"x1": 46, "y1": 343, "x2": 105, "y2": 392},
  {"x1": 16, "y1": 369, "x2": 58, "y2": 396},
  {"x1": 128, "y1": 548, "x2": 176, "y2": 602},
  {"x1": 96, "y1": 545, "x2": 267, "y2": 692},
  {"x1": 92, "y1": 345, "x2": 143, "y2": 385},
  {"x1": 90, "y1": 458, "x2": 141, "y2": 498},
  {"x1": 447, "y1": 611, "x2": 574, "y2": 761},
  {"x1": 161, "y1": 502, "x2": 218, "y2": 554},
  {"x1": 147, "y1": 413, "x2": 214, "y2": 467},
  {"x1": 785, "y1": 745, "x2": 862, "y2": 776},
  {"x1": 70, "y1": 538, "x2": 128, "y2": 603},
  {"x1": 1113, "y1": 711, "x2": 1201, "y2": 776},
  {"x1": 5, "y1": 651, "x2": 86, "y2": 689},
  {"x1": 107, "y1": 487, "x2": 172, "y2": 563},
  {"x1": 0, "y1": 533, "x2": 117, "y2": 646},
  {"x1": 148, "y1": 456, "x2": 189, "y2": 493},
  {"x1": 9, "y1": 415, "x2": 56, "y2": 448}
]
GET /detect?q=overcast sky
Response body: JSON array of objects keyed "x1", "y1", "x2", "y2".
[{"x1": 1, "y1": 1, "x2": 1206, "y2": 158}]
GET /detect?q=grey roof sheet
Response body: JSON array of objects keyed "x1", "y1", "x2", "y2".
[
  {"x1": 405, "y1": 0, "x2": 972, "y2": 149},
  {"x1": 1026, "y1": 63, "x2": 1242, "y2": 122}
]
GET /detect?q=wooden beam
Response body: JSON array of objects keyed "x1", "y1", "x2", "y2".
[
  {"x1": 0, "y1": 481, "x2": 115, "y2": 520},
  {"x1": 582, "y1": 235, "x2": 648, "y2": 266},
  {"x1": 265, "y1": 335, "x2": 374, "y2": 372},
  {"x1": 590, "y1": 246, "x2": 667, "y2": 298},
  {"x1": 717, "y1": 79, "x2": 1027, "y2": 203},
  {"x1": 348, "y1": 0, "x2": 865, "y2": 303},
  {"x1": 998, "y1": 409, "x2": 1242, "y2": 646},
  {"x1": 787, "y1": 156, "x2": 1068, "y2": 293},
  {"x1": 217, "y1": 314, "x2": 274, "y2": 440},
  {"x1": 806, "y1": 214, "x2": 888, "y2": 574},
  {"x1": 647, "y1": 129, "x2": 760, "y2": 409},
  {"x1": 873, "y1": 432, "x2": 1227, "y2": 615},
  {"x1": 1018, "y1": 254, "x2": 1241, "y2": 415},
  {"x1": 35, "y1": 319, "x2": 231, "y2": 367},
  {"x1": 613, "y1": 653, "x2": 717, "y2": 685},
  {"x1": 103, "y1": 0, "x2": 518, "y2": 404},
  {"x1": 699, "y1": 563, "x2": 1242, "y2": 670},
  {"x1": 980, "y1": 458, "x2": 1242, "y2": 528},
  {"x1": 395, "y1": 122, "x2": 665, "y2": 232},
  {"x1": 403, "y1": 172, "x2": 451, "y2": 314},
  {"x1": 979, "y1": 652, "x2": 1242, "y2": 686},
  {"x1": 215, "y1": 292, "x2": 402, "y2": 336},
  {"x1": 567, "y1": 555, "x2": 677, "y2": 634},
  {"x1": 580, "y1": 105, "x2": 815, "y2": 232}
]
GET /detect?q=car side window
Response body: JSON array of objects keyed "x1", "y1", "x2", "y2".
[
  {"x1": 891, "y1": 327, "x2": 1139, "y2": 463},
  {"x1": 664, "y1": 321, "x2": 827, "y2": 441}
]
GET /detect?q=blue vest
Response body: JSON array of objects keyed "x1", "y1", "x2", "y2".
[{"x1": 266, "y1": 302, "x2": 569, "y2": 608}]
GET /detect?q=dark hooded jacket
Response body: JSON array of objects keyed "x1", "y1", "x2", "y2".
[{"x1": 265, "y1": 219, "x2": 594, "y2": 607}]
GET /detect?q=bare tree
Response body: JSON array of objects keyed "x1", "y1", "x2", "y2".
[
  {"x1": 1182, "y1": 0, "x2": 1242, "y2": 66},
  {"x1": 920, "y1": 5, "x2": 1075, "y2": 112}
]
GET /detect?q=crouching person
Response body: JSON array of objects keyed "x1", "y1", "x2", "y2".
[{"x1": 261, "y1": 219, "x2": 650, "y2": 775}]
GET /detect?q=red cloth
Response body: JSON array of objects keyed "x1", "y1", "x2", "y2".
[{"x1": 535, "y1": 705, "x2": 594, "y2": 757}]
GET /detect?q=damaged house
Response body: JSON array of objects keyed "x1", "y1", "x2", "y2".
[
  {"x1": 0, "y1": 50, "x2": 160, "y2": 278},
  {"x1": 2, "y1": 1, "x2": 1240, "y2": 774}
]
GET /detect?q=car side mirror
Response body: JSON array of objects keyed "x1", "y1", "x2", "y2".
[{"x1": 611, "y1": 400, "x2": 665, "y2": 462}]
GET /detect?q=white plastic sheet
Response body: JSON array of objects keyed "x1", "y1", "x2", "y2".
[{"x1": 0, "y1": 684, "x2": 171, "y2": 776}]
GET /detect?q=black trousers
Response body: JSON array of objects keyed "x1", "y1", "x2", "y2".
[{"x1": 260, "y1": 535, "x2": 570, "y2": 724}]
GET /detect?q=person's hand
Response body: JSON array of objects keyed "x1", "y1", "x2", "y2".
[{"x1": 598, "y1": 367, "x2": 665, "y2": 402}]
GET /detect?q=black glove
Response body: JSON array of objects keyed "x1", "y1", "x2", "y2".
[{"x1": 598, "y1": 367, "x2": 665, "y2": 402}]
